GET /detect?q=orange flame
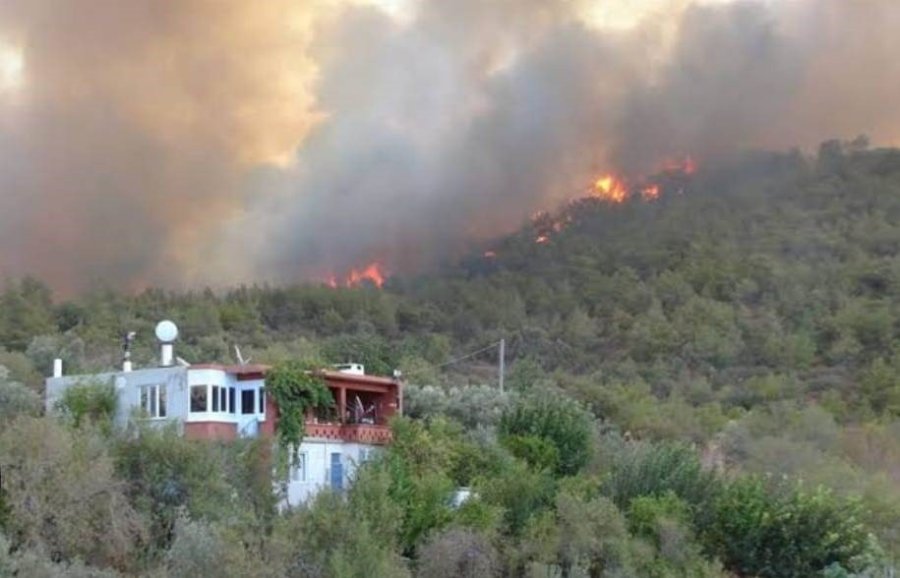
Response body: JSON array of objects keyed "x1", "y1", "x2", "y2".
[
  {"x1": 641, "y1": 184, "x2": 660, "y2": 201},
  {"x1": 346, "y1": 262, "x2": 386, "y2": 287},
  {"x1": 592, "y1": 174, "x2": 628, "y2": 203},
  {"x1": 322, "y1": 261, "x2": 388, "y2": 288}
]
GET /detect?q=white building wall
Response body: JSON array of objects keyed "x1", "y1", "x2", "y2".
[
  {"x1": 46, "y1": 366, "x2": 188, "y2": 429},
  {"x1": 48, "y1": 366, "x2": 386, "y2": 506},
  {"x1": 284, "y1": 439, "x2": 383, "y2": 506}
]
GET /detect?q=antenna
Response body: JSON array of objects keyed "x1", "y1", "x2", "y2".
[
  {"x1": 122, "y1": 331, "x2": 136, "y2": 372},
  {"x1": 234, "y1": 345, "x2": 251, "y2": 366},
  {"x1": 498, "y1": 337, "x2": 505, "y2": 393}
]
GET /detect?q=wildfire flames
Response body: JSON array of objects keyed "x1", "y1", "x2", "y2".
[
  {"x1": 330, "y1": 158, "x2": 696, "y2": 272},
  {"x1": 641, "y1": 184, "x2": 660, "y2": 201},
  {"x1": 325, "y1": 261, "x2": 387, "y2": 288},
  {"x1": 490, "y1": 154, "x2": 701, "y2": 252},
  {"x1": 592, "y1": 174, "x2": 628, "y2": 203},
  {"x1": 587, "y1": 156, "x2": 697, "y2": 206}
]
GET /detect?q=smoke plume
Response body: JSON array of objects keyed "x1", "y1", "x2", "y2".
[{"x1": 1, "y1": 0, "x2": 899, "y2": 291}]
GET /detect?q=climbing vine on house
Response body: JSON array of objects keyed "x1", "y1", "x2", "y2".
[{"x1": 266, "y1": 360, "x2": 334, "y2": 453}]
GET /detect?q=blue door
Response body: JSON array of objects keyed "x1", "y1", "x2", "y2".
[{"x1": 330, "y1": 452, "x2": 344, "y2": 491}]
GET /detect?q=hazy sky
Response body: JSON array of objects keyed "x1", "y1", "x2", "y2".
[{"x1": 0, "y1": 0, "x2": 898, "y2": 293}]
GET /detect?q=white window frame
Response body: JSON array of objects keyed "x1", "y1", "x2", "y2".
[
  {"x1": 189, "y1": 384, "x2": 208, "y2": 413},
  {"x1": 140, "y1": 384, "x2": 166, "y2": 419},
  {"x1": 290, "y1": 450, "x2": 307, "y2": 482},
  {"x1": 240, "y1": 388, "x2": 255, "y2": 415}
]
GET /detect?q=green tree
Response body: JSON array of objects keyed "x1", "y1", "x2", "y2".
[
  {"x1": 499, "y1": 390, "x2": 593, "y2": 477},
  {"x1": 705, "y1": 476, "x2": 871, "y2": 578},
  {"x1": 0, "y1": 418, "x2": 145, "y2": 571},
  {"x1": 54, "y1": 379, "x2": 117, "y2": 430},
  {"x1": 0, "y1": 365, "x2": 41, "y2": 423},
  {"x1": 0, "y1": 278, "x2": 56, "y2": 352}
]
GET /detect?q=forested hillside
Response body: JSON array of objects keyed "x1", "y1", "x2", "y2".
[{"x1": 1, "y1": 140, "x2": 899, "y2": 576}]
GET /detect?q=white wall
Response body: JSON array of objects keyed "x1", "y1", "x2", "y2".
[
  {"x1": 283, "y1": 439, "x2": 382, "y2": 506},
  {"x1": 46, "y1": 366, "x2": 188, "y2": 428}
]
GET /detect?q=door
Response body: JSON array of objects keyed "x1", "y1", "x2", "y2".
[{"x1": 330, "y1": 452, "x2": 344, "y2": 491}]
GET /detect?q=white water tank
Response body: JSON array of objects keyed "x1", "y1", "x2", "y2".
[{"x1": 334, "y1": 363, "x2": 365, "y2": 375}]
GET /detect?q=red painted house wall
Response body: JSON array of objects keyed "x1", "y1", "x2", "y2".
[{"x1": 184, "y1": 421, "x2": 237, "y2": 441}]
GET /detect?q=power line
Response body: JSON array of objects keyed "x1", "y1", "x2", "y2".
[
  {"x1": 434, "y1": 340, "x2": 503, "y2": 369},
  {"x1": 405, "y1": 338, "x2": 507, "y2": 391}
]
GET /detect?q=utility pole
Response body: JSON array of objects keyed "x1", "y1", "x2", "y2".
[{"x1": 498, "y1": 338, "x2": 505, "y2": 393}]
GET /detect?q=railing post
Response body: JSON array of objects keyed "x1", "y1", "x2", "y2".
[{"x1": 338, "y1": 387, "x2": 347, "y2": 424}]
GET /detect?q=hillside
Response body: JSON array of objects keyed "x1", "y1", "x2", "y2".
[
  {"x1": 1, "y1": 140, "x2": 899, "y2": 576},
  {"x1": 7, "y1": 140, "x2": 900, "y2": 414}
]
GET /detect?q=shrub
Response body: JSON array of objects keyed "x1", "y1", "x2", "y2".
[
  {"x1": 704, "y1": 476, "x2": 871, "y2": 578},
  {"x1": 166, "y1": 514, "x2": 234, "y2": 578},
  {"x1": 499, "y1": 390, "x2": 593, "y2": 477},
  {"x1": 601, "y1": 441, "x2": 721, "y2": 520},
  {"x1": 416, "y1": 528, "x2": 498, "y2": 578},
  {"x1": 0, "y1": 366, "x2": 41, "y2": 423},
  {"x1": 627, "y1": 492, "x2": 692, "y2": 543},
  {"x1": 54, "y1": 379, "x2": 117, "y2": 429}
]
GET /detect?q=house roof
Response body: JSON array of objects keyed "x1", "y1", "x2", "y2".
[{"x1": 187, "y1": 364, "x2": 400, "y2": 388}]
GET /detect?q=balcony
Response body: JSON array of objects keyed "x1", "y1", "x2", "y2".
[{"x1": 304, "y1": 421, "x2": 392, "y2": 444}]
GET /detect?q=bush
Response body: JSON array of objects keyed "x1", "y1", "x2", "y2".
[
  {"x1": 705, "y1": 476, "x2": 871, "y2": 578},
  {"x1": 627, "y1": 492, "x2": 692, "y2": 543},
  {"x1": 112, "y1": 425, "x2": 236, "y2": 553},
  {"x1": 0, "y1": 365, "x2": 41, "y2": 423},
  {"x1": 54, "y1": 380, "x2": 117, "y2": 429},
  {"x1": 416, "y1": 528, "x2": 498, "y2": 578},
  {"x1": 0, "y1": 418, "x2": 145, "y2": 570},
  {"x1": 273, "y1": 490, "x2": 410, "y2": 578},
  {"x1": 601, "y1": 441, "x2": 721, "y2": 519},
  {"x1": 167, "y1": 514, "x2": 234, "y2": 578},
  {"x1": 477, "y1": 460, "x2": 556, "y2": 537},
  {"x1": 499, "y1": 390, "x2": 593, "y2": 477}
]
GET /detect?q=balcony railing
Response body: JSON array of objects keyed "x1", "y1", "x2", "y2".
[{"x1": 304, "y1": 421, "x2": 392, "y2": 444}]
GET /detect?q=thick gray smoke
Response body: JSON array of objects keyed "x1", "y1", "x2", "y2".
[
  {"x1": 1, "y1": 0, "x2": 899, "y2": 291},
  {"x1": 234, "y1": 0, "x2": 900, "y2": 285}
]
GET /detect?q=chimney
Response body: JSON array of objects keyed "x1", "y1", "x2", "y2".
[{"x1": 52, "y1": 358, "x2": 63, "y2": 378}]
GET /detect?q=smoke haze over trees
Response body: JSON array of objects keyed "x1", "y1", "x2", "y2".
[
  {"x1": 2, "y1": 0, "x2": 900, "y2": 291},
  {"x1": 1, "y1": 142, "x2": 900, "y2": 575}
]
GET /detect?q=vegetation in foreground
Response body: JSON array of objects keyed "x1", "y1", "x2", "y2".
[{"x1": 1, "y1": 140, "x2": 899, "y2": 575}]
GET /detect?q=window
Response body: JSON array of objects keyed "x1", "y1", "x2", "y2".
[
  {"x1": 228, "y1": 387, "x2": 236, "y2": 414},
  {"x1": 212, "y1": 385, "x2": 221, "y2": 412},
  {"x1": 258, "y1": 387, "x2": 266, "y2": 414},
  {"x1": 141, "y1": 384, "x2": 166, "y2": 418},
  {"x1": 190, "y1": 385, "x2": 207, "y2": 413},
  {"x1": 290, "y1": 451, "x2": 307, "y2": 482},
  {"x1": 241, "y1": 390, "x2": 255, "y2": 415}
]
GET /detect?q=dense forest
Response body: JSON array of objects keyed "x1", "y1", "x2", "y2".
[{"x1": 1, "y1": 139, "x2": 900, "y2": 576}]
